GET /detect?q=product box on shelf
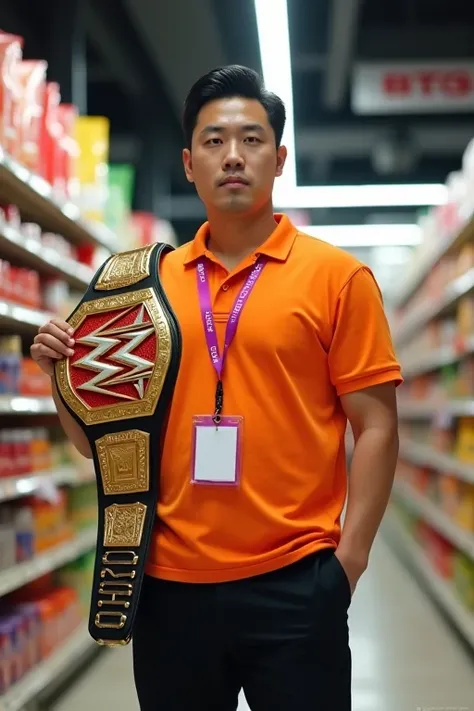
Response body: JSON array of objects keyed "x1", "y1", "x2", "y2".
[
  {"x1": 57, "y1": 103, "x2": 79, "y2": 201},
  {"x1": 454, "y1": 417, "x2": 474, "y2": 465},
  {"x1": 0, "y1": 31, "x2": 23, "y2": 154},
  {"x1": 417, "y1": 520, "x2": 455, "y2": 579},
  {"x1": 14, "y1": 60, "x2": 47, "y2": 172},
  {"x1": 0, "y1": 335, "x2": 21, "y2": 395},
  {"x1": 453, "y1": 551, "x2": 474, "y2": 611},
  {"x1": 57, "y1": 550, "x2": 95, "y2": 616},
  {"x1": 0, "y1": 581, "x2": 82, "y2": 692},
  {"x1": 39, "y1": 81, "x2": 61, "y2": 187}
]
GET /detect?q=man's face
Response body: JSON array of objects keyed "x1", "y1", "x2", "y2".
[{"x1": 183, "y1": 97, "x2": 286, "y2": 215}]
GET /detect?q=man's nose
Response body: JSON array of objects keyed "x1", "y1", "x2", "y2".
[{"x1": 223, "y1": 141, "x2": 245, "y2": 169}]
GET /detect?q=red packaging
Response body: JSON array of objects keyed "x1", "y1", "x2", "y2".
[
  {"x1": 57, "y1": 104, "x2": 78, "y2": 199},
  {"x1": 39, "y1": 82, "x2": 61, "y2": 186},
  {"x1": 0, "y1": 31, "x2": 23, "y2": 153},
  {"x1": 14, "y1": 60, "x2": 47, "y2": 171}
]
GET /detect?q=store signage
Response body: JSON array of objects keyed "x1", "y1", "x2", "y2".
[{"x1": 352, "y1": 62, "x2": 474, "y2": 114}]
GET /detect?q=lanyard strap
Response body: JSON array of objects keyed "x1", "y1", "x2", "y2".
[{"x1": 196, "y1": 258, "x2": 266, "y2": 420}]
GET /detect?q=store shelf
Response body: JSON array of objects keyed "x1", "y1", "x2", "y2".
[
  {"x1": 0, "y1": 527, "x2": 96, "y2": 598},
  {"x1": 0, "y1": 147, "x2": 117, "y2": 253},
  {"x1": 391, "y1": 215, "x2": 474, "y2": 309},
  {"x1": 393, "y1": 480, "x2": 474, "y2": 560},
  {"x1": 383, "y1": 509, "x2": 474, "y2": 649},
  {"x1": 0, "y1": 220, "x2": 93, "y2": 291},
  {"x1": 398, "y1": 398, "x2": 474, "y2": 419},
  {"x1": 395, "y1": 266, "x2": 474, "y2": 346},
  {"x1": 0, "y1": 299, "x2": 52, "y2": 332},
  {"x1": 0, "y1": 626, "x2": 96, "y2": 711},
  {"x1": 401, "y1": 337, "x2": 474, "y2": 378},
  {"x1": 0, "y1": 466, "x2": 95, "y2": 503},
  {"x1": 0, "y1": 396, "x2": 56, "y2": 415},
  {"x1": 400, "y1": 438, "x2": 474, "y2": 485}
]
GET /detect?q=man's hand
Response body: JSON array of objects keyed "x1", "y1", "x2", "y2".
[
  {"x1": 335, "y1": 548, "x2": 368, "y2": 595},
  {"x1": 31, "y1": 319, "x2": 75, "y2": 376}
]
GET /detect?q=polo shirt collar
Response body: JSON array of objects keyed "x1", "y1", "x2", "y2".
[{"x1": 183, "y1": 213, "x2": 297, "y2": 266}]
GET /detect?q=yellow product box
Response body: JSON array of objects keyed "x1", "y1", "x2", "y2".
[
  {"x1": 454, "y1": 482, "x2": 474, "y2": 532},
  {"x1": 454, "y1": 417, "x2": 474, "y2": 465},
  {"x1": 74, "y1": 115, "x2": 110, "y2": 223}
]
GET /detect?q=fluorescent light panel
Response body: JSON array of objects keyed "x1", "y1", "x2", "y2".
[
  {"x1": 254, "y1": 0, "x2": 296, "y2": 188},
  {"x1": 253, "y1": 0, "x2": 446, "y2": 209},
  {"x1": 301, "y1": 224, "x2": 422, "y2": 247}
]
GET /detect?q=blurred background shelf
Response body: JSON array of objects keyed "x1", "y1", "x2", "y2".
[
  {"x1": 0, "y1": 626, "x2": 96, "y2": 711},
  {"x1": 0, "y1": 527, "x2": 96, "y2": 598},
  {"x1": 0, "y1": 396, "x2": 56, "y2": 415},
  {"x1": 0, "y1": 466, "x2": 95, "y2": 503},
  {"x1": 398, "y1": 399, "x2": 474, "y2": 419},
  {"x1": 0, "y1": 220, "x2": 93, "y2": 291},
  {"x1": 0, "y1": 149, "x2": 117, "y2": 253},
  {"x1": 392, "y1": 480, "x2": 474, "y2": 560},
  {"x1": 399, "y1": 438, "x2": 474, "y2": 485},
  {"x1": 383, "y1": 510, "x2": 474, "y2": 650}
]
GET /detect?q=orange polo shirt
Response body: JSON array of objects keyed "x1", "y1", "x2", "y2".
[{"x1": 145, "y1": 214, "x2": 402, "y2": 583}]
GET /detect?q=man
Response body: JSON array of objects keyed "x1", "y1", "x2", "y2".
[{"x1": 31, "y1": 65, "x2": 401, "y2": 710}]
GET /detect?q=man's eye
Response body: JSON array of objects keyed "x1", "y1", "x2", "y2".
[
  {"x1": 206, "y1": 138, "x2": 222, "y2": 146},
  {"x1": 245, "y1": 136, "x2": 261, "y2": 144}
]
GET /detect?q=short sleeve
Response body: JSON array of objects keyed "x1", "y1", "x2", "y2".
[{"x1": 328, "y1": 266, "x2": 403, "y2": 396}]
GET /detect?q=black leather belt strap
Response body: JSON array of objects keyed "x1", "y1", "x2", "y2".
[{"x1": 54, "y1": 242, "x2": 181, "y2": 646}]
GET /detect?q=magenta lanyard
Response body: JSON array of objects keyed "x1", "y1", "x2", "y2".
[{"x1": 196, "y1": 257, "x2": 266, "y2": 422}]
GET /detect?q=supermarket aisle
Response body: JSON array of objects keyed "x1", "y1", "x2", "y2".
[{"x1": 52, "y1": 534, "x2": 474, "y2": 711}]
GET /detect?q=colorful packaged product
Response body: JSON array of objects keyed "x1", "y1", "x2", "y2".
[
  {"x1": 14, "y1": 60, "x2": 47, "y2": 171},
  {"x1": 0, "y1": 31, "x2": 23, "y2": 153}
]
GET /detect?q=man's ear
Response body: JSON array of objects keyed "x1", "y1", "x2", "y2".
[
  {"x1": 276, "y1": 145, "x2": 287, "y2": 177},
  {"x1": 183, "y1": 148, "x2": 194, "y2": 183}
]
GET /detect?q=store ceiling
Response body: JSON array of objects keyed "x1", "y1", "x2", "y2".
[{"x1": 1, "y1": 0, "x2": 474, "y2": 227}]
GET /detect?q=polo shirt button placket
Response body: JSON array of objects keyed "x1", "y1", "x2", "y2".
[{"x1": 222, "y1": 284, "x2": 230, "y2": 292}]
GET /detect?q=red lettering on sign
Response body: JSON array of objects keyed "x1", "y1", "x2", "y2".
[
  {"x1": 442, "y1": 71, "x2": 472, "y2": 96},
  {"x1": 383, "y1": 73, "x2": 411, "y2": 95},
  {"x1": 418, "y1": 71, "x2": 438, "y2": 95}
]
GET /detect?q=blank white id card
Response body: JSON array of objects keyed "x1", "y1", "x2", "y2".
[{"x1": 191, "y1": 416, "x2": 243, "y2": 485}]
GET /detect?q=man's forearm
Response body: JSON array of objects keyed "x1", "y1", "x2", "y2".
[
  {"x1": 338, "y1": 425, "x2": 399, "y2": 570},
  {"x1": 51, "y1": 378, "x2": 93, "y2": 459}
]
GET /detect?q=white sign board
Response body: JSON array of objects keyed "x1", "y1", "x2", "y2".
[{"x1": 352, "y1": 62, "x2": 474, "y2": 114}]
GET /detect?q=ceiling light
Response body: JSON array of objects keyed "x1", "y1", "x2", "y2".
[
  {"x1": 302, "y1": 224, "x2": 422, "y2": 247},
  {"x1": 254, "y1": 0, "x2": 447, "y2": 210},
  {"x1": 274, "y1": 183, "x2": 447, "y2": 208},
  {"x1": 254, "y1": 0, "x2": 296, "y2": 187}
]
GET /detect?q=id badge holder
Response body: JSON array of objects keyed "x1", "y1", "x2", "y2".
[{"x1": 191, "y1": 415, "x2": 243, "y2": 485}]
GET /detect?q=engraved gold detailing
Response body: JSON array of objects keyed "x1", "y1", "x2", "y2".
[
  {"x1": 98, "y1": 600, "x2": 130, "y2": 609},
  {"x1": 95, "y1": 612, "x2": 127, "y2": 630},
  {"x1": 55, "y1": 289, "x2": 172, "y2": 426},
  {"x1": 96, "y1": 430, "x2": 149, "y2": 495},
  {"x1": 102, "y1": 551, "x2": 138, "y2": 566},
  {"x1": 95, "y1": 244, "x2": 155, "y2": 291},
  {"x1": 98, "y1": 582, "x2": 133, "y2": 598},
  {"x1": 104, "y1": 503, "x2": 147, "y2": 548},
  {"x1": 96, "y1": 637, "x2": 131, "y2": 647},
  {"x1": 100, "y1": 568, "x2": 136, "y2": 580}
]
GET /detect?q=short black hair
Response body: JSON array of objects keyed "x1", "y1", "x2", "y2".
[{"x1": 183, "y1": 65, "x2": 286, "y2": 149}]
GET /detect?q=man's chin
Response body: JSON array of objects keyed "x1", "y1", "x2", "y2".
[{"x1": 216, "y1": 195, "x2": 254, "y2": 213}]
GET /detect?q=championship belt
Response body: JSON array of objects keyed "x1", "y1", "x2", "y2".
[{"x1": 54, "y1": 243, "x2": 181, "y2": 646}]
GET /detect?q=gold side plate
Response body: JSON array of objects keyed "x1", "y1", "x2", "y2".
[
  {"x1": 96, "y1": 430, "x2": 150, "y2": 495},
  {"x1": 95, "y1": 244, "x2": 155, "y2": 291},
  {"x1": 104, "y1": 502, "x2": 147, "y2": 548},
  {"x1": 55, "y1": 288, "x2": 172, "y2": 426}
]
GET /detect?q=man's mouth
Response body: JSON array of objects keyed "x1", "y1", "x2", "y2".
[{"x1": 219, "y1": 176, "x2": 249, "y2": 187}]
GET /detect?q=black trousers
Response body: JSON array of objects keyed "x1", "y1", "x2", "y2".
[{"x1": 133, "y1": 549, "x2": 352, "y2": 710}]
